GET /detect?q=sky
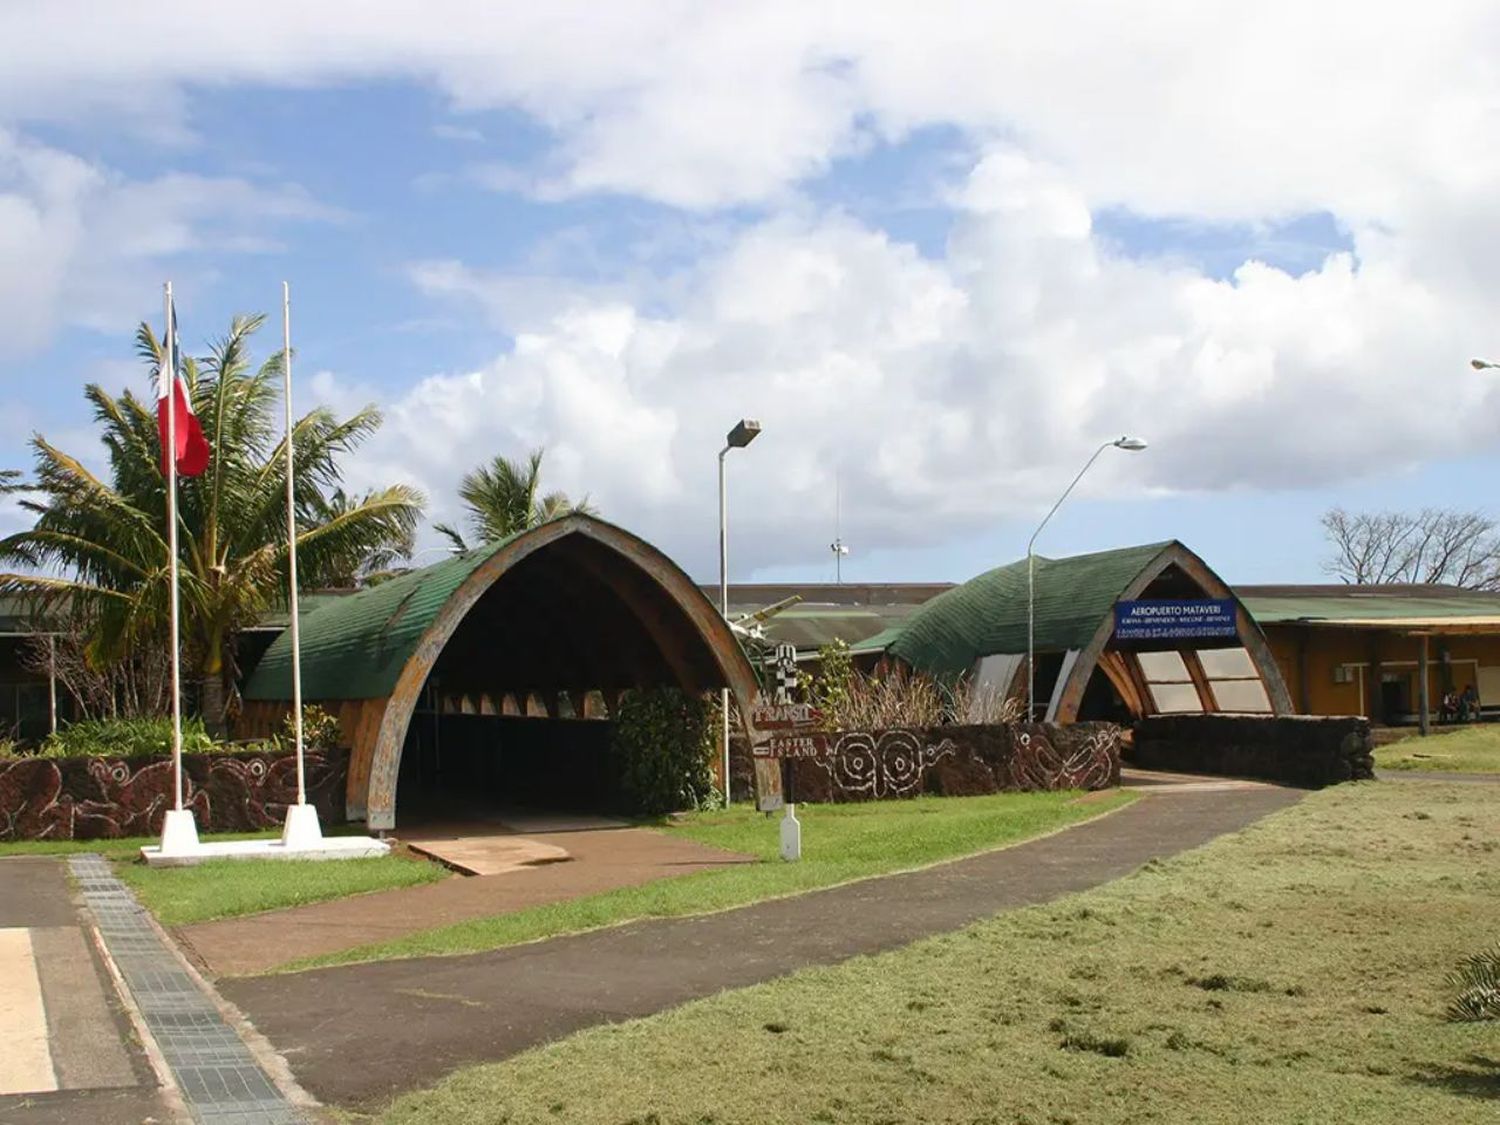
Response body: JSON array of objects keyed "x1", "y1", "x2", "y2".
[{"x1": 2, "y1": 1, "x2": 1499, "y2": 588}]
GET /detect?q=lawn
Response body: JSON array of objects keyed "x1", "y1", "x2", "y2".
[
  {"x1": 286, "y1": 789, "x2": 1133, "y2": 972},
  {"x1": 0, "y1": 828, "x2": 451, "y2": 925},
  {"x1": 1375, "y1": 723, "x2": 1500, "y2": 773},
  {"x1": 381, "y1": 779, "x2": 1500, "y2": 1125}
]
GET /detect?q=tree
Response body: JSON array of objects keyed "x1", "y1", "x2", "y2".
[
  {"x1": 0, "y1": 315, "x2": 425, "y2": 731},
  {"x1": 1320, "y1": 507, "x2": 1500, "y2": 589},
  {"x1": 433, "y1": 448, "x2": 593, "y2": 552}
]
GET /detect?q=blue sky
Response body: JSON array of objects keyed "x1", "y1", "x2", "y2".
[{"x1": 3, "y1": 3, "x2": 1498, "y2": 587}]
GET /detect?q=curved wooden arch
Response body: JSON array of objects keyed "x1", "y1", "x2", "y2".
[
  {"x1": 1052, "y1": 542, "x2": 1292, "y2": 723},
  {"x1": 352, "y1": 516, "x2": 761, "y2": 829}
]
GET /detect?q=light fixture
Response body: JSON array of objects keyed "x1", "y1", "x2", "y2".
[{"x1": 726, "y1": 419, "x2": 762, "y2": 448}]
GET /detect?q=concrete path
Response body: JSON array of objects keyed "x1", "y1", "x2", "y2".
[
  {"x1": 0, "y1": 857, "x2": 168, "y2": 1124},
  {"x1": 179, "y1": 825, "x2": 755, "y2": 977},
  {"x1": 221, "y1": 782, "x2": 1300, "y2": 1111}
]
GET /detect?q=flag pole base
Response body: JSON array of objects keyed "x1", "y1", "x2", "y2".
[
  {"x1": 281, "y1": 803, "x2": 324, "y2": 849},
  {"x1": 158, "y1": 809, "x2": 200, "y2": 856}
]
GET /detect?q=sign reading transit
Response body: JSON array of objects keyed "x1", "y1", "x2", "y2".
[{"x1": 1114, "y1": 598, "x2": 1238, "y2": 642}]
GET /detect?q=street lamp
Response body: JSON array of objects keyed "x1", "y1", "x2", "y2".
[
  {"x1": 1026, "y1": 436, "x2": 1148, "y2": 719},
  {"x1": 1472, "y1": 358, "x2": 1499, "y2": 371},
  {"x1": 719, "y1": 418, "x2": 761, "y2": 804}
]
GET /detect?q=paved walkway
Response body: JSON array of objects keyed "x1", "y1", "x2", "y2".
[
  {"x1": 179, "y1": 825, "x2": 754, "y2": 977},
  {"x1": 221, "y1": 782, "x2": 1300, "y2": 1110},
  {"x1": 0, "y1": 857, "x2": 167, "y2": 1124}
]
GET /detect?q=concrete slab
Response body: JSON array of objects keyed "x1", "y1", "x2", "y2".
[
  {"x1": 404, "y1": 834, "x2": 570, "y2": 877},
  {"x1": 30, "y1": 927, "x2": 138, "y2": 1092},
  {"x1": 0, "y1": 928, "x2": 56, "y2": 1096},
  {"x1": 0, "y1": 859, "x2": 77, "y2": 929},
  {"x1": 140, "y1": 834, "x2": 388, "y2": 867}
]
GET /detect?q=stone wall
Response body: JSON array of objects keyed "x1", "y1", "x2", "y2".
[
  {"x1": 0, "y1": 748, "x2": 348, "y2": 841},
  {"x1": 1129, "y1": 714, "x2": 1374, "y2": 786},
  {"x1": 735, "y1": 723, "x2": 1122, "y2": 804}
]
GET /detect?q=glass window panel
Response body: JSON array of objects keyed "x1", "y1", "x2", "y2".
[
  {"x1": 1149, "y1": 682, "x2": 1204, "y2": 712},
  {"x1": 1197, "y1": 647, "x2": 1256, "y2": 679},
  {"x1": 1138, "y1": 650, "x2": 1190, "y2": 682},
  {"x1": 1211, "y1": 679, "x2": 1272, "y2": 712}
]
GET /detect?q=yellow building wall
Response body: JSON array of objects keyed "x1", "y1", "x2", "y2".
[{"x1": 1263, "y1": 625, "x2": 1500, "y2": 721}]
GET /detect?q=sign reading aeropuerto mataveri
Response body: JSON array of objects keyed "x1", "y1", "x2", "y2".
[{"x1": 1114, "y1": 599, "x2": 1238, "y2": 641}]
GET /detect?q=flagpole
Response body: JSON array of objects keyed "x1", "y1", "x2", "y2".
[
  {"x1": 165, "y1": 281, "x2": 184, "y2": 814},
  {"x1": 279, "y1": 282, "x2": 321, "y2": 851},
  {"x1": 283, "y1": 281, "x2": 306, "y2": 807}
]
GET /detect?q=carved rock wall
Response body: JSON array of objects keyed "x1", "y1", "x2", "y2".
[
  {"x1": 736, "y1": 723, "x2": 1122, "y2": 804},
  {"x1": 0, "y1": 749, "x2": 349, "y2": 841}
]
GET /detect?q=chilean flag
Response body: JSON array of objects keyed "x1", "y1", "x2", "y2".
[{"x1": 157, "y1": 300, "x2": 210, "y2": 478}]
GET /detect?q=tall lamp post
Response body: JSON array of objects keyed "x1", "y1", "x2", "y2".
[
  {"x1": 719, "y1": 419, "x2": 761, "y2": 804},
  {"x1": 1027, "y1": 436, "x2": 1148, "y2": 718}
]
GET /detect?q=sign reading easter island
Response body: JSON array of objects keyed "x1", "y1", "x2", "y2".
[
  {"x1": 748, "y1": 700, "x2": 830, "y2": 758},
  {"x1": 1114, "y1": 598, "x2": 1238, "y2": 642}
]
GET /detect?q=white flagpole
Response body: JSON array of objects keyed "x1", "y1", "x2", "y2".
[
  {"x1": 165, "y1": 282, "x2": 184, "y2": 813},
  {"x1": 283, "y1": 281, "x2": 306, "y2": 807}
]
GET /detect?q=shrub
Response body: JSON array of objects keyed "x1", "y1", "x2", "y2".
[
  {"x1": 1447, "y1": 944, "x2": 1500, "y2": 1021},
  {"x1": 38, "y1": 716, "x2": 217, "y2": 759},
  {"x1": 279, "y1": 704, "x2": 343, "y2": 751},
  {"x1": 611, "y1": 688, "x2": 715, "y2": 814},
  {"x1": 0, "y1": 738, "x2": 18, "y2": 759}
]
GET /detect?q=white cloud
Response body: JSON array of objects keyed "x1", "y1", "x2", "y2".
[
  {"x1": 0, "y1": 129, "x2": 340, "y2": 360},
  {"x1": 322, "y1": 146, "x2": 1500, "y2": 574},
  {"x1": 3, "y1": 3, "x2": 1497, "y2": 219}
]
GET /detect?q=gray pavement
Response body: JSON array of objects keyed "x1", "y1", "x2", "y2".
[
  {"x1": 0, "y1": 857, "x2": 168, "y2": 1123},
  {"x1": 222, "y1": 783, "x2": 1301, "y2": 1110}
]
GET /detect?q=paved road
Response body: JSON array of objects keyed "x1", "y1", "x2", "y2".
[
  {"x1": 222, "y1": 783, "x2": 1300, "y2": 1110},
  {"x1": 0, "y1": 857, "x2": 171, "y2": 1125}
]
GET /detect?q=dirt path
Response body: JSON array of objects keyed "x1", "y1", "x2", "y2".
[
  {"x1": 220, "y1": 783, "x2": 1300, "y2": 1111},
  {"x1": 178, "y1": 825, "x2": 754, "y2": 976}
]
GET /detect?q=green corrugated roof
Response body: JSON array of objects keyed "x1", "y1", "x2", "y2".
[
  {"x1": 1242, "y1": 592, "x2": 1500, "y2": 623},
  {"x1": 725, "y1": 602, "x2": 925, "y2": 653},
  {"x1": 243, "y1": 539, "x2": 510, "y2": 701},
  {"x1": 885, "y1": 541, "x2": 1173, "y2": 675}
]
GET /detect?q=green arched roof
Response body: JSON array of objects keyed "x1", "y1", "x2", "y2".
[
  {"x1": 885, "y1": 541, "x2": 1176, "y2": 675},
  {"x1": 244, "y1": 536, "x2": 518, "y2": 702}
]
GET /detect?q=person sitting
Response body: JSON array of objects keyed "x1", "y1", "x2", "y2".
[
  {"x1": 1460, "y1": 683, "x2": 1480, "y2": 722},
  {"x1": 1439, "y1": 690, "x2": 1459, "y2": 724}
]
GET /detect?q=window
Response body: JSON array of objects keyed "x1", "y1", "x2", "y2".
[
  {"x1": 1200, "y1": 646, "x2": 1271, "y2": 713},
  {"x1": 1137, "y1": 650, "x2": 1203, "y2": 714}
]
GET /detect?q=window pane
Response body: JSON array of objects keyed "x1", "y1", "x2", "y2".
[
  {"x1": 1197, "y1": 647, "x2": 1256, "y2": 679},
  {"x1": 1149, "y1": 682, "x2": 1203, "y2": 712},
  {"x1": 1138, "y1": 650, "x2": 1190, "y2": 682},
  {"x1": 1211, "y1": 679, "x2": 1272, "y2": 712}
]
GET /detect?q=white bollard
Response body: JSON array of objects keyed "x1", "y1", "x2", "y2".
[
  {"x1": 779, "y1": 803, "x2": 802, "y2": 862},
  {"x1": 157, "y1": 808, "x2": 200, "y2": 856},
  {"x1": 281, "y1": 802, "x2": 324, "y2": 850}
]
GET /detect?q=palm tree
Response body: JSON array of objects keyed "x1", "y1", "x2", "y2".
[
  {"x1": 0, "y1": 314, "x2": 425, "y2": 731},
  {"x1": 433, "y1": 449, "x2": 593, "y2": 552}
]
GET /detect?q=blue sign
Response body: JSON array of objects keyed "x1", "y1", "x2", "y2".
[{"x1": 1114, "y1": 599, "x2": 1238, "y2": 641}]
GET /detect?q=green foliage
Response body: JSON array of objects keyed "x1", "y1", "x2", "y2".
[
  {"x1": 1446, "y1": 944, "x2": 1500, "y2": 1021},
  {"x1": 433, "y1": 448, "x2": 595, "y2": 552},
  {"x1": 0, "y1": 738, "x2": 18, "y2": 759},
  {"x1": 37, "y1": 716, "x2": 217, "y2": 759},
  {"x1": 610, "y1": 688, "x2": 715, "y2": 815},
  {"x1": 279, "y1": 703, "x2": 342, "y2": 751},
  {"x1": 808, "y1": 639, "x2": 854, "y2": 729},
  {"x1": 0, "y1": 315, "x2": 425, "y2": 727}
]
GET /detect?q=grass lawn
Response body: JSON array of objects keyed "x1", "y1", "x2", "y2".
[
  {"x1": 1375, "y1": 723, "x2": 1500, "y2": 773},
  {"x1": 118, "y1": 847, "x2": 449, "y2": 926},
  {"x1": 0, "y1": 828, "x2": 451, "y2": 925},
  {"x1": 381, "y1": 779, "x2": 1500, "y2": 1125},
  {"x1": 0, "y1": 830, "x2": 279, "y2": 861},
  {"x1": 286, "y1": 789, "x2": 1133, "y2": 973}
]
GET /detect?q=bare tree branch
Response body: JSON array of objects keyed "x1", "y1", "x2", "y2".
[{"x1": 1321, "y1": 507, "x2": 1500, "y2": 589}]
